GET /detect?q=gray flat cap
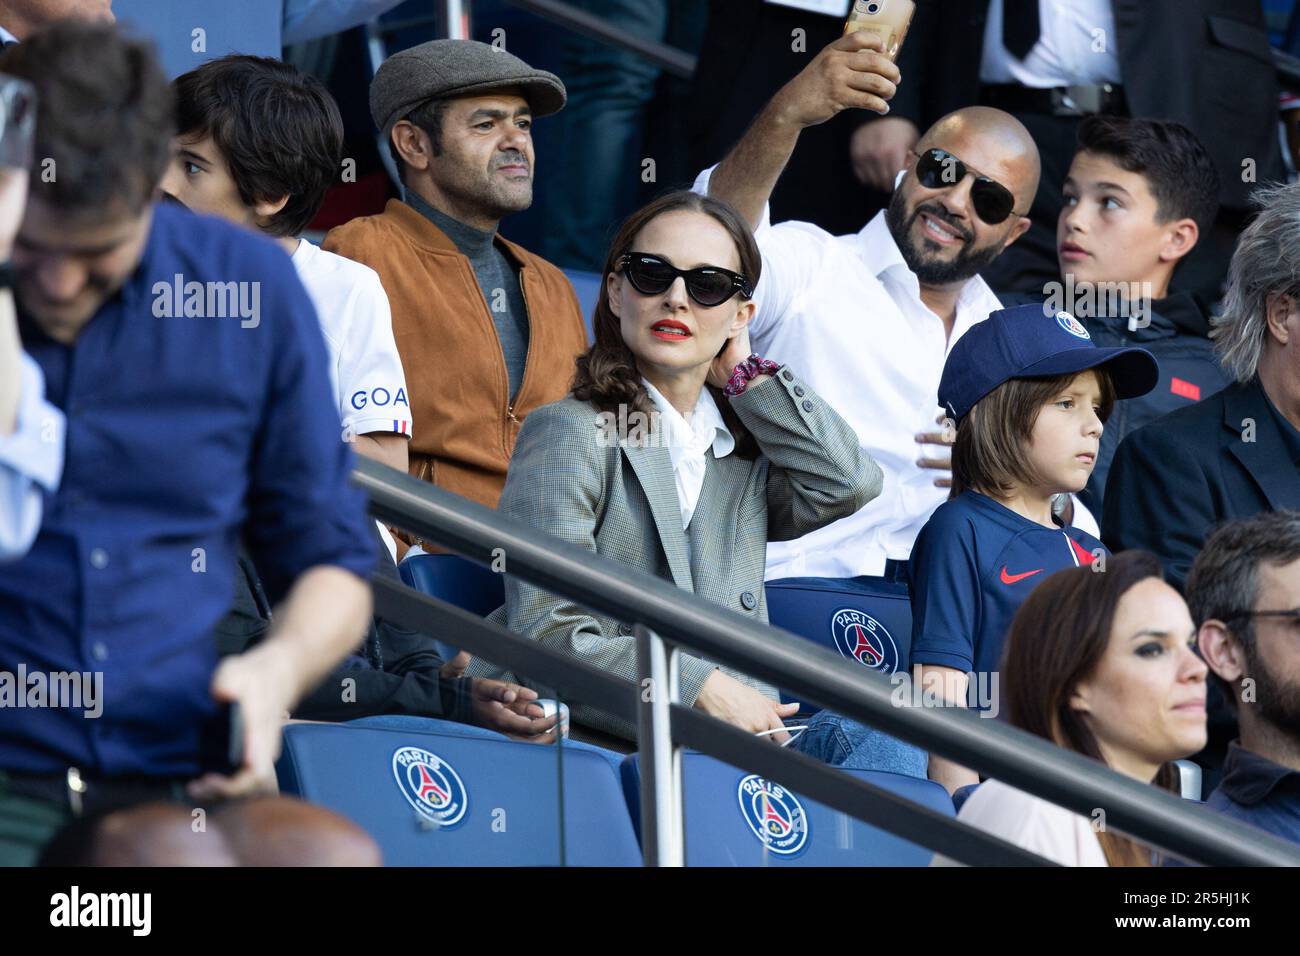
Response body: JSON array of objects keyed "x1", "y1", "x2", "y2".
[{"x1": 371, "y1": 39, "x2": 567, "y2": 136}]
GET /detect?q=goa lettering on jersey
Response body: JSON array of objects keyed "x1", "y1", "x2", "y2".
[
  {"x1": 736, "y1": 774, "x2": 808, "y2": 856},
  {"x1": 350, "y1": 386, "x2": 409, "y2": 412},
  {"x1": 830, "y1": 608, "x2": 901, "y2": 674},
  {"x1": 392, "y1": 746, "x2": 468, "y2": 829}
]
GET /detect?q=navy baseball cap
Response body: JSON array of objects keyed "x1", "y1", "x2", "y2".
[{"x1": 939, "y1": 304, "x2": 1160, "y2": 423}]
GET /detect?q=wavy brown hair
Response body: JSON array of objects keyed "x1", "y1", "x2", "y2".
[
  {"x1": 1002, "y1": 551, "x2": 1180, "y2": 866},
  {"x1": 950, "y1": 370, "x2": 1116, "y2": 499},
  {"x1": 571, "y1": 190, "x2": 762, "y2": 457}
]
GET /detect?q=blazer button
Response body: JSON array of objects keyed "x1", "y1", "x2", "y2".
[
  {"x1": 801, "y1": 400, "x2": 814, "y2": 412},
  {"x1": 618, "y1": 622, "x2": 633, "y2": 636},
  {"x1": 740, "y1": 591, "x2": 757, "y2": 610},
  {"x1": 793, "y1": 386, "x2": 805, "y2": 397},
  {"x1": 781, "y1": 369, "x2": 793, "y2": 382}
]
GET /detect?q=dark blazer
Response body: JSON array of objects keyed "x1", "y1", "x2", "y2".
[
  {"x1": 892, "y1": 0, "x2": 1282, "y2": 210},
  {"x1": 1102, "y1": 378, "x2": 1300, "y2": 591}
]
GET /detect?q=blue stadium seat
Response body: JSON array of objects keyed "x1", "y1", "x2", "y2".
[
  {"x1": 398, "y1": 552, "x2": 505, "y2": 660},
  {"x1": 765, "y1": 576, "x2": 912, "y2": 713},
  {"x1": 278, "y1": 721, "x2": 641, "y2": 866},
  {"x1": 619, "y1": 751, "x2": 953, "y2": 866},
  {"x1": 562, "y1": 268, "x2": 601, "y2": 342}
]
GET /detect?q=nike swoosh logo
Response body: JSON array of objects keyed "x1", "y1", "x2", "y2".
[{"x1": 1000, "y1": 567, "x2": 1045, "y2": 585}]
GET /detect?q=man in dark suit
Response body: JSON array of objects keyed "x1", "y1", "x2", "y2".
[
  {"x1": 853, "y1": 0, "x2": 1283, "y2": 299},
  {"x1": 1104, "y1": 179, "x2": 1300, "y2": 589},
  {"x1": 1105, "y1": 179, "x2": 1300, "y2": 794}
]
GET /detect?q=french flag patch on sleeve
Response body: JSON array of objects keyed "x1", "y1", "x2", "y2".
[
  {"x1": 1170, "y1": 378, "x2": 1201, "y2": 402},
  {"x1": 393, "y1": 420, "x2": 409, "y2": 435}
]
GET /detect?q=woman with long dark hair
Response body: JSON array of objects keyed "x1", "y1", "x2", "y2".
[
  {"x1": 939, "y1": 551, "x2": 1208, "y2": 865},
  {"x1": 465, "y1": 189, "x2": 882, "y2": 743}
]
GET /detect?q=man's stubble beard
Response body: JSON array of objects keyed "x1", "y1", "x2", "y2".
[
  {"x1": 1246, "y1": 639, "x2": 1300, "y2": 739},
  {"x1": 434, "y1": 151, "x2": 534, "y2": 223}
]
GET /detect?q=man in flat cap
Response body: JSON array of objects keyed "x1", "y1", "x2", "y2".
[{"x1": 325, "y1": 39, "x2": 588, "y2": 552}]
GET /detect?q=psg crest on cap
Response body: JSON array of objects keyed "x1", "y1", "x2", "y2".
[
  {"x1": 737, "y1": 775, "x2": 808, "y2": 856},
  {"x1": 830, "y1": 608, "x2": 900, "y2": 674},
  {"x1": 393, "y1": 746, "x2": 468, "y2": 829},
  {"x1": 1055, "y1": 311, "x2": 1090, "y2": 340}
]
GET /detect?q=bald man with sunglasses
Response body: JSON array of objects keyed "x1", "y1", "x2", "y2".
[{"x1": 696, "y1": 32, "x2": 1041, "y2": 586}]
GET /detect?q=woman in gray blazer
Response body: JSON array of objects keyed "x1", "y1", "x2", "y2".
[{"x1": 467, "y1": 190, "x2": 883, "y2": 742}]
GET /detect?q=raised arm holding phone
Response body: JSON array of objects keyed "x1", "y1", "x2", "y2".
[{"x1": 707, "y1": 31, "x2": 900, "y2": 231}]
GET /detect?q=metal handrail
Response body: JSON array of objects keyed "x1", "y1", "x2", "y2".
[
  {"x1": 369, "y1": 555, "x2": 1045, "y2": 865},
  {"x1": 355, "y1": 456, "x2": 1300, "y2": 866}
]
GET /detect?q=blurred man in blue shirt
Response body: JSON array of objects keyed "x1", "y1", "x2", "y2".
[
  {"x1": 1188, "y1": 512, "x2": 1300, "y2": 848},
  {"x1": 0, "y1": 21, "x2": 378, "y2": 865}
]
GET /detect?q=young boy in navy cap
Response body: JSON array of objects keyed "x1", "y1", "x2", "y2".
[{"x1": 910, "y1": 302, "x2": 1159, "y2": 793}]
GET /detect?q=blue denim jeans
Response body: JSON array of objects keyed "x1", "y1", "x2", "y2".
[{"x1": 791, "y1": 711, "x2": 928, "y2": 778}]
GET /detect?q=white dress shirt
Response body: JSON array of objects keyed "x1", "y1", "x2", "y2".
[
  {"x1": 694, "y1": 166, "x2": 1004, "y2": 580},
  {"x1": 292, "y1": 239, "x2": 410, "y2": 565},
  {"x1": 932, "y1": 779, "x2": 1108, "y2": 866},
  {"x1": 641, "y1": 378, "x2": 735, "y2": 531},
  {"x1": 0, "y1": 354, "x2": 64, "y2": 560},
  {"x1": 980, "y1": 0, "x2": 1122, "y2": 88}
]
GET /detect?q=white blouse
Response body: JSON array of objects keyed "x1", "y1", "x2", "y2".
[
  {"x1": 641, "y1": 379, "x2": 735, "y2": 530},
  {"x1": 932, "y1": 779, "x2": 1109, "y2": 867}
]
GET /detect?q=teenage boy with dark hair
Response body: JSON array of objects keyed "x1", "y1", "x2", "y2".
[
  {"x1": 0, "y1": 21, "x2": 379, "y2": 865},
  {"x1": 1007, "y1": 116, "x2": 1229, "y2": 516},
  {"x1": 163, "y1": 55, "x2": 411, "y2": 485}
]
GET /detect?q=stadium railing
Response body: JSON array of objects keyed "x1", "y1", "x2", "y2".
[{"x1": 353, "y1": 456, "x2": 1300, "y2": 867}]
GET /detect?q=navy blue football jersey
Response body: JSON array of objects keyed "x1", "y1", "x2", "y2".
[{"x1": 906, "y1": 491, "x2": 1106, "y2": 698}]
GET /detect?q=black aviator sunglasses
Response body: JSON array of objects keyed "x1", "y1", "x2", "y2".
[
  {"x1": 911, "y1": 148, "x2": 1026, "y2": 225},
  {"x1": 617, "y1": 252, "x2": 753, "y2": 307}
]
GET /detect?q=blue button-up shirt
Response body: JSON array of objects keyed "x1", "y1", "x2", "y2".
[
  {"x1": 0, "y1": 202, "x2": 375, "y2": 777},
  {"x1": 1205, "y1": 741, "x2": 1300, "y2": 847}
]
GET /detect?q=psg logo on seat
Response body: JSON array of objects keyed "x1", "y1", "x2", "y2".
[
  {"x1": 392, "y1": 746, "x2": 469, "y2": 829},
  {"x1": 830, "y1": 608, "x2": 900, "y2": 674},
  {"x1": 737, "y1": 774, "x2": 808, "y2": 856}
]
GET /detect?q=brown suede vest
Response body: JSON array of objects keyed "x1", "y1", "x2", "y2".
[{"x1": 324, "y1": 199, "x2": 588, "y2": 536}]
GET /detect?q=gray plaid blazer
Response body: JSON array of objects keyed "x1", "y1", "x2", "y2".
[{"x1": 465, "y1": 368, "x2": 882, "y2": 739}]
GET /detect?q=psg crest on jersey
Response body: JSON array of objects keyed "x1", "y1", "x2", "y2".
[
  {"x1": 737, "y1": 774, "x2": 808, "y2": 856},
  {"x1": 392, "y1": 746, "x2": 468, "y2": 829},
  {"x1": 830, "y1": 608, "x2": 900, "y2": 674}
]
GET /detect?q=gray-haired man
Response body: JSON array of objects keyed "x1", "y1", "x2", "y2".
[
  {"x1": 1104, "y1": 181, "x2": 1300, "y2": 591},
  {"x1": 1186, "y1": 512, "x2": 1300, "y2": 848}
]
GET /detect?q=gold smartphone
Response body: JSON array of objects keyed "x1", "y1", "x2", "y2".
[{"x1": 843, "y1": 0, "x2": 916, "y2": 62}]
